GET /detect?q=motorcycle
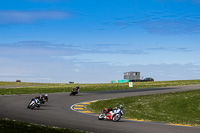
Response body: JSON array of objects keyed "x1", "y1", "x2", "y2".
[
  {"x1": 27, "y1": 98, "x2": 40, "y2": 109},
  {"x1": 70, "y1": 87, "x2": 79, "y2": 96},
  {"x1": 98, "y1": 106, "x2": 123, "y2": 122}
]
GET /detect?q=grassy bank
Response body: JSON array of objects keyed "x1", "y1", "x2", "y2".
[
  {"x1": 0, "y1": 119, "x2": 88, "y2": 133},
  {"x1": 0, "y1": 80, "x2": 200, "y2": 95},
  {"x1": 87, "y1": 89, "x2": 200, "y2": 126},
  {"x1": 0, "y1": 81, "x2": 47, "y2": 86}
]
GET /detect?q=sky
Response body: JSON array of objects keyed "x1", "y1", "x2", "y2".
[{"x1": 0, "y1": 0, "x2": 200, "y2": 83}]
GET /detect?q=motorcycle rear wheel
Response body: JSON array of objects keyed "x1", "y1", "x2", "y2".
[{"x1": 98, "y1": 114, "x2": 105, "y2": 120}]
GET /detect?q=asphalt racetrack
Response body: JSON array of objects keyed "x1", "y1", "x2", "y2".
[{"x1": 0, "y1": 85, "x2": 200, "y2": 133}]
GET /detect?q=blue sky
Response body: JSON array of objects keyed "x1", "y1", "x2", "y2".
[{"x1": 0, "y1": 0, "x2": 200, "y2": 83}]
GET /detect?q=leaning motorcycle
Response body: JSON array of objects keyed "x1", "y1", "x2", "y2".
[
  {"x1": 70, "y1": 88, "x2": 78, "y2": 96},
  {"x1": 98, "y1": 106, "x2": 123, "y2": 122},
  {"x1": 27, "y1": 98, "x2": 40, "y2": 109}
]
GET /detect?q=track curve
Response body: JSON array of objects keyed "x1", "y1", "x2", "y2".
[{"x1": 0, "y1": 85, "x2": 200, "y2": 133}]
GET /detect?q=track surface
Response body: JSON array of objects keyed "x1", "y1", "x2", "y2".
[{"x1": 0, "y1": 85, "x2": 200, "y2": 133}]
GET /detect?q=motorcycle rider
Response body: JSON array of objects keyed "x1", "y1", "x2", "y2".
[
  {"x1": 104, "y1": 105, "x2": 123, "y2": 114},
  {"x1": 76, "y1": 85, "x2": 79, "y2": 93},
  {"x1": 35, "y1": 94, "x2": 48, "y2": 104},
  {"x1": 73, "y1": 85, "x2": 80, "y2": 93},
  {"x1": 35, "y1": 95, "x2": 43, "y2": 100},
  {"x1": 118, "y1": 105, "x2": 123, "y2": 109}
]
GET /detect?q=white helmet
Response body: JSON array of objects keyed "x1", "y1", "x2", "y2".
[{"x1": 119, "y1": 104, "x2": 123, "y2": 109}]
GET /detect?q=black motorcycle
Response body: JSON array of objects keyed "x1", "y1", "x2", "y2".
[{"x1": 70, "y1": 88, "x2": 78, "y2": 96}]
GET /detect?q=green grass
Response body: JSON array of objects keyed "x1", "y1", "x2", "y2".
[
  {"x1": 0, "y1": 80, "x2": 200, "y2": 95},
  {"x1": 0, "y1": 119, "x2": 89, "y2": 133},
  {"x1": 87, "y1": 89, "x2": 200, "y2": 126},
  {"x1": 0, "y1": 81, "x2": 48, "y2": 86}
]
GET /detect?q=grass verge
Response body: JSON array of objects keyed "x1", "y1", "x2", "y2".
[
  {"x1": 0, "y1": 119, "x2": 89, "y2": 133},
  {"x1": 0, "y1": 82, "x2": 47, "y2": 86},
  {"x1": 87, "y1": 89, "x2": 200, "y2": 126},
  {"x1": 0, "y1": 80, "x2": 200, "y2": 95}
]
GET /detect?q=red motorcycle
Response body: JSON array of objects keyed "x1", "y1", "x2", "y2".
[{"x1": 98, "y1": 105, "x2": 123, "y2": 122}]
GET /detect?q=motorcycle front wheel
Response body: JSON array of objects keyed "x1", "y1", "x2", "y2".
[
  {"x1": 112, "y1": 114, "x2": 121, "y2": 122},
  {"x1": 30, "y1": 105, "x2": 35, "y2": 109}
]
